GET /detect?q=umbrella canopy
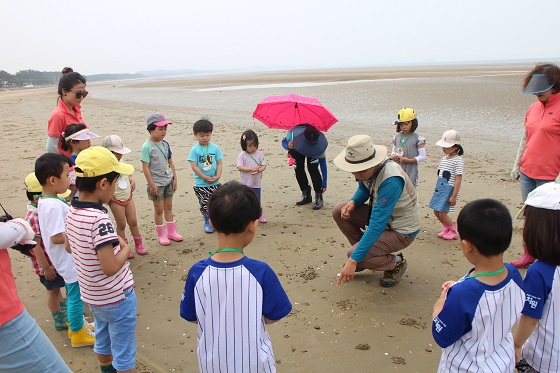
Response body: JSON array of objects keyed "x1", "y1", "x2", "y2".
[{"x1": 252, "y1": 94, "x2": 338, "y2": 131}]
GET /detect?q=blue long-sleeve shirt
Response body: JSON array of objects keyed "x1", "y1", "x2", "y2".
[
  {"x1": 350, "y1": 176, "x2": 404, "y2": 263},
  {"x1": 282, "y1": 125, "x2": 328, "y2": 188}
]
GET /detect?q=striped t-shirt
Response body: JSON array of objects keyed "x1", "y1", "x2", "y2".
[
  {"x1": 433, "y1": 263, "x2": 525, "y2": 372},
  {"x1": 65, "y1": 200, "x2": 133, "y2": 306},
  {"x1": 180, "y1": 256, "x2": 292, "y2": 373},
  {"x1": 521, "y1": 260, "x2": 560, "y2": 373},
  {"x1": 437, "y1": 155, "x2": 464, "y2": 187},
  {"x1": 25, "y1": 204, "x2": 53, "y2": 276}
]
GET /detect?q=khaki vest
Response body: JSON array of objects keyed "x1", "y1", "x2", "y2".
[{"x1": 371, "y1": 161, "x2": 420, "y2": 234}]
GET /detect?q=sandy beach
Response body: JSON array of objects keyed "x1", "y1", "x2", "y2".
[{"x1": 0, "y1": 64, "x2": 535, "y2": 372}]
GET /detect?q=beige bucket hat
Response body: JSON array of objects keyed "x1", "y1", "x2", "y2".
[{"x1": 333, "y1": 135, "x2": 388, "y2": 172}]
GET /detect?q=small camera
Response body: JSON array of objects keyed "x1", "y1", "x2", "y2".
[{"x1": 1, "y1": 203, "x2": 35, "y2": 257}]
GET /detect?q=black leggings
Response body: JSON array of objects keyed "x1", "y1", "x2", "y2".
[{"x1": 289, "y1": 149, "x2": 322, "y2": 193}]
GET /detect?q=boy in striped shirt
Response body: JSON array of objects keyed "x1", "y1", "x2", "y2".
[
  {"x1": 65, "y1": 146, "x2": 136, "y2": 373},
  {"x1": 180, "y1": 181, "x2": 292, "y2": 373},
  {"x1": 432, "y1": 199, "x2": 525, "y2": 372}
]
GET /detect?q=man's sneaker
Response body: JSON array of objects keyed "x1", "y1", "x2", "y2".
[
  {"x1": 379, "y1": 254, "x2": 407, "y2": 287},
  {"x1": 70, "y1": 325, "x2": 95, "y2": 348}
]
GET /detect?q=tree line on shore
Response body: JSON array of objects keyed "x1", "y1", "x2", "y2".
[{"x1": 0, "y1": 69, "x2": 142, "y2": 88}]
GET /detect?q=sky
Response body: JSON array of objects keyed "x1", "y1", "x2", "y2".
[{"x1": 2, "y1": 0, "x2": 559, "y2": 75}]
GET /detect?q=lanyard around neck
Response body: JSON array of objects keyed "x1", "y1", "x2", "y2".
[
  {"x1": 209, "y1": 247, "x2": 244, "y2": 256},
  {"x1": 41, "y1": 194, "x2": 69, "y2": 205},
  {"x1": 150, "y1": 138, "x2": 168, "y2": 160},
  {"x1": 464, "y1": 266, "x2": 506, "y2": 280},
  {"x1": 399, "y1": 132, "x2": 412, "y2": 147},
  {"x1": 246, "y1": 151, "x2": 262, "y2": 166},
  {"x1": 198, "y1": 143, "x2": 210, "y2": 155}
]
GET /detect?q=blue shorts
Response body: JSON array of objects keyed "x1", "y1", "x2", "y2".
[
  {"x1": 39, "y1": 273, "x2": 65, "y2": 291},
  {"x1": 89, "y1": 287, "x2": 137, "y2": 371}
]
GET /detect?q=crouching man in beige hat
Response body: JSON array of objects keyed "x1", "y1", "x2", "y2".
[{"x1": 333, "y1": 135, "x2": 420, "y2": 287}]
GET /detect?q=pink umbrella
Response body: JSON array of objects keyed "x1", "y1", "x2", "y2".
[{"x1": 252, "y1": 94, "x2": 338, "y2": 132}]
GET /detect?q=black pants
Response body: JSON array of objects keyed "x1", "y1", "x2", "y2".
[{"x1": 290, "y1": 149, "x2": 322, "y2": 193}]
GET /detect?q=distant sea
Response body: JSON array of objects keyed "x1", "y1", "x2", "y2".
[{"x1": 89, "y1": 67, "x2": 535, "y2": 158}]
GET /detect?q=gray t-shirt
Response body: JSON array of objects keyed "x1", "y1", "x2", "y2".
[
  {"x1": 392, "y1": 132, "x2": 425, "y2": 186},
  {"x1": 140, "y1": 139, "x2": 174, "y2": 187}
]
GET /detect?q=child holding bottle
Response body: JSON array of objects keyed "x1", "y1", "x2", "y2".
[
  {"x1": 389, "y1": 107, "x2": 426, "y2": 187},
  {"x1": 103, "y1": 135, "x2": 148, "y2": 258}
]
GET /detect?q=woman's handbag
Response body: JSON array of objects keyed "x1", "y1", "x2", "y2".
[{"x1": 428, "y1": 177, "x2": 454, "y2": 212}]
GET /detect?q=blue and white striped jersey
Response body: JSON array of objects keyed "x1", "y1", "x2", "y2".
[
  {"x1": 433, "y1": 263, "x2": 525, "y2": 372},
  {"x1": 180, "y1": 256, "x2": 292, "y2": 373},
  {"x1": 521, "y1": 260, "x2": 560, "y2": 373}
]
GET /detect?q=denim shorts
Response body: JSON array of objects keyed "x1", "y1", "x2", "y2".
[
  {"x1": 39, "y1": 273, "x2": 66, "y2": 290},
  {"x1": 89, "y1": 287, "x2": 137, "y2": 371},
  {"x1": 519, "y1": 171, "x2": 554, "y2": 203},
  {"x1": 147, "y1": 180, "x2": 174, "y2": 201}
]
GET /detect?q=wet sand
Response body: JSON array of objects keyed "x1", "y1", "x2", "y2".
[{"x1": 0, "y1": 64, "x2": 532, "y2": 372}]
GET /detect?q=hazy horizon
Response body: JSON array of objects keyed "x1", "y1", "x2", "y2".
[
  {"x1": 4, "y1": 57, "x2": 559, "y2": 78},
  {"x1": 2, "y1": 0, "x2": 559, "y2": 76}
]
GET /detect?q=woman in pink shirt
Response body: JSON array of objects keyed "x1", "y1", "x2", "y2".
[
  {"x1": 46, "y1": 67, "x2": 88, "y2": 157},
  {"x1": 511, "y1": 63, "x2": 560, "y2": 268},
  {"x1": 0, "y1": 219, "x2": 71, "y2": 372}
]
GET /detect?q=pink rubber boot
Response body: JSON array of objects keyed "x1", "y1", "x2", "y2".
[
  {"x1": 510, "y1": 248, "x2": 535, "y2": 268},
  {"x1": 134, "y1": 236, "x2": 148, "y2": 255},
  {"x1": 166, "y1": 221, "x2": 183, "y2": 242},
  {"x1": 155, "y1": 225, "x2": 170, "y2": 246},
  {"x1": 442, "y1": 222, "x2": 458, "y2": 240},
  {"x1": 437, "y1": 224, "x2": 450, "y2": 238}
]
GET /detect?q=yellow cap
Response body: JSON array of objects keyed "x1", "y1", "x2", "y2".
[
  {"x1": 397, "y1": 107, "x2": 416, "y2": 122},
  {"x1": 75, "y1": 146, "x2": 134, "y2": 178},
  {"x1": 24, "y1": 172, "x2": 71, "y2": 199}
]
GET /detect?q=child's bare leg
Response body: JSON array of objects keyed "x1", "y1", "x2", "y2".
[
  {"x1": 163, "y1": 196, "x2": 174, "y2": 222},
  {"x1": 435, "y1": 211, "x2": 453, "y2": 226},
  {"x1": 110, "y1": 202, "x2": 128, "y2": 239},
  {"x1": 153, "y1": 200, "x2": 164, "y2": 225},
  {"x1": 97, "y1": 353, "x2": 114, "y2": 372},
  {"x1": 47, "y1": 288, "x2": 62, "y2": 312},
  {"x1": 125, "y1": 199, "x2": 141, "y2": 238}
]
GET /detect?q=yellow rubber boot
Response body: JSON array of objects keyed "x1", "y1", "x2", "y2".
[{"x1": 70, "y1": 325, "x2": 95, "y2": 348}]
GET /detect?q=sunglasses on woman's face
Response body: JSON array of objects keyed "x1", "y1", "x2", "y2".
[{"x1": 69, "y1": 89, "x2": 88, "y2": 99}]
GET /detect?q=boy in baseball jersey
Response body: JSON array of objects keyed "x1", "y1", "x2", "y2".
[
  {"x1": 432, "y1": 199, "x2": 525, "y2": 372},
  {"x1": 65, "y1": 146, "x2": 136, "y2": 373},
  {"x1": 514, "y1": 181, "x2": 560, "y2": 373},
  {"x1": 180, "y1": 181, "x2": 292, "y2": 373}
]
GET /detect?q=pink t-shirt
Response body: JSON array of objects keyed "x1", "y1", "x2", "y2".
[
  {"x1": 47, "y1": 99, "x2": 86, "y2": 157},
  {"x1": 237, "y1": 150, "x2": 266, "y2": 188},
  {"x1": 520, "y1": 92, "x2": 560, "y2": 180},
  {"x1": 0, "y1": 223, "x2": 27, "y2": 327}
]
